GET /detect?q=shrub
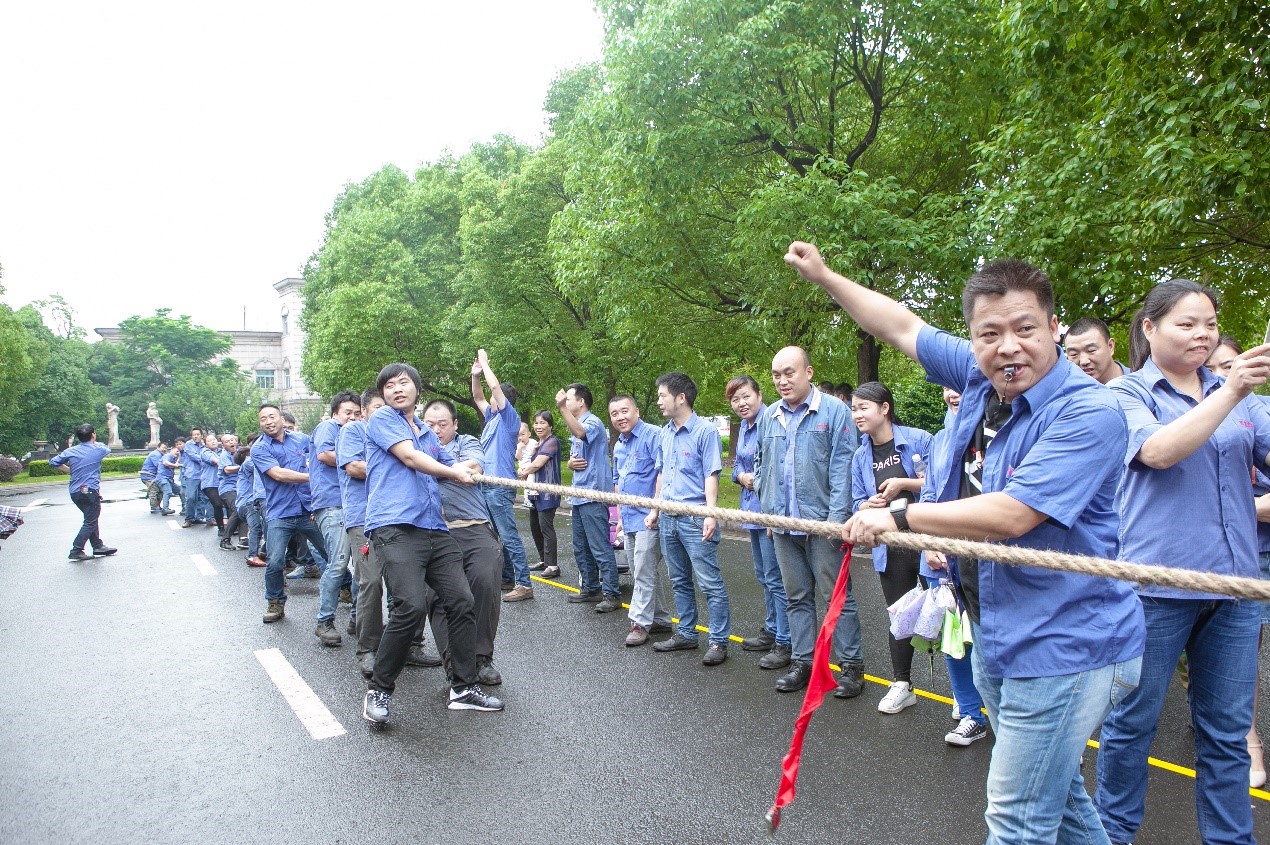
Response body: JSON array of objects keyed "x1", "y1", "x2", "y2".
[
  {"x1": 25, "y1": 456, "x2": 144, "y2": 478},
  {"x1": 27, "y1": 460, "x2": 53, "y2": 478},
  {"x1": 0, "y1": 457, "x2": 21, "y2": 482}
]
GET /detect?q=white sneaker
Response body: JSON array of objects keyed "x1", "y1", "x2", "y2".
[
  {"x1": 951, "y1": 702, "x2": 962, "y2": 721},
  {"x1": 878, "y1": 681, "x2": 918, "y2": 714},
  {"x1": 945, "y1": 715, "x2": 989, "y2": 746}
]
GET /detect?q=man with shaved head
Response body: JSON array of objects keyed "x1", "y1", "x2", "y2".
[{"x1": 754, "y1": 346, "x2": 863, "y2": 696}]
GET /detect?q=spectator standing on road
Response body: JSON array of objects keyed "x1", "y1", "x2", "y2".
[
  {"x1": 471, "y1": 349, "x2": 532, "y2": 600},
  {"x1": 50, "y1": 423, "x2": 117, "y2": 561},
  {"x1": 754, "y1": 346, "x2": 863, "y2": 696},
  {"x1": 519, "y1": 410, "x2": 561, "y2": 579},
  {"x1": 647, "y1": 372, "x2": 732, "y2": 667},
  {"x1": 516, "y1": 422, "x2": 537, "y2": 507},
  {"x1": 786, "y1": 242, "x2": 1145, "y2": 845},
  {"x1": 726, "y1": 375, "x2": 791, "y2": 671},
  {"x1": 555, "y1": 383, "x2": 620, "y2": 611},
  {"x1": 609, "y1": 394, "x2": 674, "y2": 647},
  {"x1": 849, "y1": 381, "x2": 932, "y2": 715},
  {"x1": 1095, "y1": 280, "x2": 1270, "y2": 845}
]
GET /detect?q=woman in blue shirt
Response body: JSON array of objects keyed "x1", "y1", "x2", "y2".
[
  {"x1": 849, "y1": 382, "x2": 933, "y2": 715},
  {"x1": 519, "y1": 411, "x2": 562, "y2": 579},
  {"x1": 1096, "y1": 280, "x2": 1270, "y2": 845},
  {"x1": 726, "y1": 375, "x2": 791, "y2": 670}
]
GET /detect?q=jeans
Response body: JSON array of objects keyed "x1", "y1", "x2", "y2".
[
  {"x1": 1096, "y1": 597, "x2": 1259, "y2": 845},
  {"x1": 749, "y1": 528, "x2": 790, "y2": 647},
  {"x1": 368, "y1": 525, "x2": 476, "y2": 695},
  {"x1": 572, "y1": 501, "x2": 620, "y2": 598},
  {"x1": 314, "y1": 507, "x2": 349, "y2": 623},
  {"x1": 483, "y1": 485, "x2": 529, "y2": 587},
  {"x1": 772, "y1": 532, "x2": 862, "y2": 665},
  {"x1": 973, "y1": 623, "x2": 1141, "y2": 845},
  {"x1": 660, "y1": 514, "x2": 730, "y2": 645},
  {"x1": 263, "y1": 514, "x2": 328, "y2": 603},
  {"x1": 181, "y1": 475, "x2": 202, "y2": 521},
  {"x1": 430, "y1": 522, "x2": 502, "y2": 660},
  {"x1": 155, "y1": 477, "x2": 174, "y2": 510},
  {"x1": 69, "y1": 488, "x2": 103, "y2": 552},
  {"x1": 240, "y1": 500, "x2": 263, "y2": 557},
  {"x1": 627, "y1": 528, "x2": 672, "y2": 628}
]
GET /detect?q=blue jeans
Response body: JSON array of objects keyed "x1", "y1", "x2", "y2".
[
  {"x1": 241, "y1": 499, "x2": 264, "y2": 557},
  {"x1": 315, "y1": 507, "x2": 349, "y2": 622},
  {"x1": 771, "y1": 532, "x2": 862, "y2": 665},
  {"x1": 263, "y1": 514, "x2": 328, "y2": 603},
  {"x1": 483, "y1": 485, "x2": 529, "y2": 587},
  {"x1": 1095, "y1": 597, "x2": 1258, "y2": 845},
  {"x1": 182, "y1": 476, "x2": 202, "y2": 521},
  {"x1": 572, "y1": 501, "x2": 620, "y2": 598},
  {"x1": 749, "y1": 529, "x2": 790, "y2": 647},
  {"x1": 659, "y1": 514, "x2": 730, "y2": 645},
  {"x1": 972, "y1": 622, "x2": 1141, "y2": 845},
  {"x1": 154, "y1": 477, "x2": 175, "y2": 509}
]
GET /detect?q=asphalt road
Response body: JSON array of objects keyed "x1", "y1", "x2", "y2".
[{"x1": 2, "y1": 478, "x2": 1268, "y2": 844}]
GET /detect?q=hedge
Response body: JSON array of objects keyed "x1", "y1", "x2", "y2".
[{"x1": 27, "y1": 456, "x2": 145, "y2": 478}]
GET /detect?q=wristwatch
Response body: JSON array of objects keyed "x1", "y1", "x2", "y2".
[{"x1": 888, "y1": 498, "x2": 911, "y2": 532}]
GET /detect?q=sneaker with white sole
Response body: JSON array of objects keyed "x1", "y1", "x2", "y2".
[
  {"x1": 363, "y1": 689, "x2": 390, "y2": 725},
  {"x1": 945, "y1": 715, "x2": 989, "y2": 746},
  {"x1": 878, "y1": 681, "x2": 918, "y2": 714},
  {"x1": 447, "y1": 685, "x2": 504, "y2": 711}
]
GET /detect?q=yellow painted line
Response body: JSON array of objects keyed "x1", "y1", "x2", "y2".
[{"x1": 528, "y1": 573, "x2": 1270, "y2": 801}]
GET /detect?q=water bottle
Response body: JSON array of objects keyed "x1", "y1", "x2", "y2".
[{"x1": 913, "y1": 453, "x2": 927, "y2": 479}]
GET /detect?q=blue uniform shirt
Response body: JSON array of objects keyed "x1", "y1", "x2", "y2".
[
  {"x1": 49, "y1": 441, "x2": 111, "y2": 491},
  {"x1": 851, "y1": 424, "x2": 934, "y2": 573},
  {"x1": 140, "y1": 449, "x2": 162, "y2": 482},
  {"x1": 251, "y1": 430, "x2": 314, "y2": 521},
  {"x1": 479, "y1": 401, "x2": 521, "y2": 480},
  {"x1": 180, "y1": 442, "x2": 202, "y2": 485},
  {"x1": 613, "y1": 419, "x2": 661, "y2": 528},
  {"x1": 1257, "y1": 397, "x2": 1270, "y2": 555},
  {"x1": 236, "y1": 456, "x2": 256, "y2": 502},
  {"x1": 732, "y1": 406, "x2": 765, "y2": 531},
  {"x1": 437, "y1": 435, "x2": 490, "y2": 522},
  {"x1": 1112, "y1": 359, "x2": 1270, "y2": 599},
  {"x1": 568, "y1": 411, "x2": 613, "y2": 506},
  {"x1": 160, "y1": 449, "x2": 178, "y2": 481},
  {"x1": 655, "y1": 413, "x2": 723, "y2": 505},
  {"x1": 917, "y1": 325, "x2": 1145, "y2": 680},
  {"x1": 365, "y1": 406, "x2": 453, "y2": 534},
  {"x1": 199, "y1": 445, "x2": 220, "y2": 489},
  {"x1": 337, "y1": 420, "x2": 370, "y2": 530},
  {"x1": 308, "y1": 418, "x2": 344, "y2": 511},
  {"x1": 216, "y1": 449, "x2": 237, "y2": 495}
]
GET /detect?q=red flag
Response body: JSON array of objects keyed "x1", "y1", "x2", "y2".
[{"x1": 766, "y1": 545, "x2": 853, "y2": 835}]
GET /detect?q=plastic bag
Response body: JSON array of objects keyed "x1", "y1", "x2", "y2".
[
  {"x1": 914, "y1": 588, "x2": 946, "y2": 640},
  {"x1": 887, "y1": 584, "x2": 927, "y2": 640},
  {"x1": 940, "y1": 609, "x2": 966, "y2": 659}
]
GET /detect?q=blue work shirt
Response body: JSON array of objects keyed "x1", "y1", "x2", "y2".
[
  {"x1": 479, "y1": 401, "x2": 521, "y2": 480},
  {"x1": 160, "y1": 449, "x2": 178, "y2": 481},
  {"x1": 199, "y1": 445, "x2": 220, "y2": 489},
  {"x1": 851, "y1": 425, "x2": 934, "y2": 573},
  {"x1": 732, "y1": 407, "x2": 765, "y2": 531},
  {"x1": 919, "y1": 424, "x2": 956, "y2": 579},
  {"x1": 180, "y1": 442, "x2": 202, "y2": 485},
  {"x1": 437, "y1": 434, "x2": 490, "y2": 523},
  {"x1": 613, "y1": 419, "x2": 661, "y2": 528},
  {"x1": 49, "y1": 441, "x2": 110, "y2": 491},
  {"x1": 216, "y1": 449, "x2": 237, "y2": 495},
  {"x1": 1258, "y1": 396, "x2": 1270, "y2": 555},
  {"x1": 917, "y1": 325, "x2": 1145, "y2": 680},
  {"x1": 337, "y1": 420, "x2": 370, "y2": 530},
  {"x1": 251, "y1": 430, "x2": 314, "y2": 521},
  {"x1": 654, "y1": 413, "x2": 722, "y2": 505},
  {"x1": 567, "y1": 411, "x2": 613, "y2": 506},
  {"x1": 308, "y1": 419, "x2": 344, "y2": 511},
  {"x1": 365, "y1": 406, "x2": 453, "y2": 534},
  {"x1": 140, "y1": 449, "x2": 162, "y2": 482},
  {"x1": 1112, "y1": 359, "x2": 1270, "y2": 599},
  {"x1": 236, "y1": 456, "x2": 256, "y2": 502}
]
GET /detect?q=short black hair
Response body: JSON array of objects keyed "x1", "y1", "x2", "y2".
[
  {"x1": 1066, "y1": 317, "x2": 1112, "y2": 343},
  {"x1": 361, "y1": 387, "x2": 383, "y2": 408},
  {"x1": 962, "y1": 259, "x2": 1054, "y2": 325},
  {"x1": 235, "y1": 447, "x2": 251, "y2": 465},
  {"x1": 534, "y1": 409, "x2": 555, "y2": 428},
  {"x1": 608, "y1": 393, "x2": 639, "y2": 407},
  {"x1": 566, "y1": 383, "x2": 594, "y2": 410},
  {"x1": 501, "y1": 383, "x2": 519, "y2": 408},
  {"x1": 329, "y1": 390, "x2": 362, "y2": 416},
  {"x1": 257, "y1": 403, "x2": 281, "y2": 414},
  {"x1": 75, "y1": 423, "x2": 94, "y2": 443},
  {"x1": 377, "y1": 362, "x2": 421, "y2": 393},
  {"x1": 655, "y1": 372, "x2": 698, "y2": 408},
  {"x1": 423, "y1": 398, "x2": 458, "y2": 420}
]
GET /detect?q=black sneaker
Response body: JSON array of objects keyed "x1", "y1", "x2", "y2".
[
  {"x1": 219, "y1": 538, "x2": 235, "y2": 551},
  {"x1": 568, "y1": 591, "x2": 603, "y2": 604},
  {"x1": 92, "y1": 546, "x2": 118, "y2": 556},
  {"x1": 595, "y1": 596, "x2": 621, "y2": 613},
  {"x1": 945, "y1": 716, "x2": 989, "y2": 746},
  {"x1": 652, "y1": 633, "x2": 699, "y2": 652},
  {"x1": 741, "y1": 629, "x2": 776, "y2": 651},
  {"x1": 776, "y1": 660, "x2": 813, "y2": 693},
  {"x1": 68, "y1": 549, "x2": 92, "y2": 561},
  {"x1": 363, "y1": 689, "x2": 390, "y2": 725},
  {"x1": 447, "y1": 684, "x2": 504, "y2": 711},
  {"x1": 477, "y1": 656, "x2": 502, "y2": 686},
  {"x1": 702, "y1": 643, "x2": 728, "y2": 666},
  {"x1": 833, "y1": 663, "x2": 865, "y2": 699}
]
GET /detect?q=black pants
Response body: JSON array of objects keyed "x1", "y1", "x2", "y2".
[
  {"x1": 430, "y1": 523, "x2": 502, "y2": 661},
  {"x1": 528, "y1": 506, "x2": 557, "y2": 567},
  {"x1": 878, "y1": 548, "x2": 923, "y2": 683},
  {"x1": 369, "y1": 525, "x2": 477, "y2": 695},
  {"x1": 220, "y1": 491, "x2": 242, "y2": 538},
  {"x1": 202, "y1": 487, "x2": 226, "y2": 532},
  {"x1": 70, "y1": 488, "x2": 103, "y2": 552}
]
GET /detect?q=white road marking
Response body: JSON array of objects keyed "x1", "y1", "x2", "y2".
[
  {"x1": 189, "y1": 553, "x2": 217, "y2": 575},
  {"x1": 21, "y1": 498, "x2": 46, "y2": 512},
  {"x1": 168, "y1": 520, "x2": 180, "y2": 531},
  {"x1": 254, "y1": 648, "x2": 347, "y2": 740}
]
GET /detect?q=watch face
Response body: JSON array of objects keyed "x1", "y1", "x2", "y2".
[{"x1": 889, "y1": 500, "x2": 904, "y2": 511}]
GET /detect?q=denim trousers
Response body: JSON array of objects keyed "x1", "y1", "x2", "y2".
[
  {"x1": 314, "y1": 507, "x2": 349, "y2": 623},
  {"x1": 771, "y1": 532, "x2": 862, "y2": 665},
  {"x1": 483, "y1": 485, "x2": 529, "y2": 587},
  {"x1": 659, "y1": 514, "x2": 730, "y2": 645},
  {"x1": 182, "y1": 476, "x2": 205, "y2": 521},
  {"x1": 626, "y1": 528, "x2": 672, "y2": 629},
  {"x1": 263, "y1": 514, "x2": 328, "y2": 602},
  {"x1": 749, "y1": 528, "x2": 790, "y2": 647},
  {"x1": 572, "y1": 501, "x2": 620, "y2": 598},
  {"x1": 1095, "y1": 597, "x2": 1259, "y2": 845},
  {"x1": 239, "y1": 500, "x2": 263, "y2": 558},
  {"x1": 973, "y1": 622, "x2": 1142, "y2": 845},
  {"x1": 368, "y1": 525, "x2": 476, "y2": 695},
  {"x1": 69, "y1": 488, "x2": 103, "y2": 552}
]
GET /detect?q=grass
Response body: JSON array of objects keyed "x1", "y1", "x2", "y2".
[
  {"x1": 2, "y1": 470, "x2": 141, "y2": 486},
  {"x1": 557, "y1": 465, "x2": 742, "y2": 511}
]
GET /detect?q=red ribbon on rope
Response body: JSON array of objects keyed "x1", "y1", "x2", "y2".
[{"x1": 765, "y1": 544, "x2": 853, "y2": 836}]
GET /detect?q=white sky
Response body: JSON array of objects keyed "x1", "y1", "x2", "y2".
[{"x1": 0, "y1": 1, "x2": 604, "y2": 339}]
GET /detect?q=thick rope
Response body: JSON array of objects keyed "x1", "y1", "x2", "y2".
[{"x1": 475, "y1": 473, "x2": 1270, "y2": 602}]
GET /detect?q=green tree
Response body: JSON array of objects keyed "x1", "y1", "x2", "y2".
[{"x1": 0, "y1": 278, "x2": 39, "y2": 429}]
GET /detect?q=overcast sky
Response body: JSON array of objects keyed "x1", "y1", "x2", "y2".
[{"x1": 0, "y1": 1, "x2": 604, "y2": 339}]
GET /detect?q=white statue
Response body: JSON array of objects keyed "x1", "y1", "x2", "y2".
[
  {"x1": 105, "y1": 402, "x2": 123, "y2": 449},
  {"x1": 145, "y1": 401, "x2": 162, "y2": 448}
]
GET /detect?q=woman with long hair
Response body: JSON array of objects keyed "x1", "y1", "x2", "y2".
[{"x1": 519, "y1": 410, "x2": 562, "y2": 579}]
